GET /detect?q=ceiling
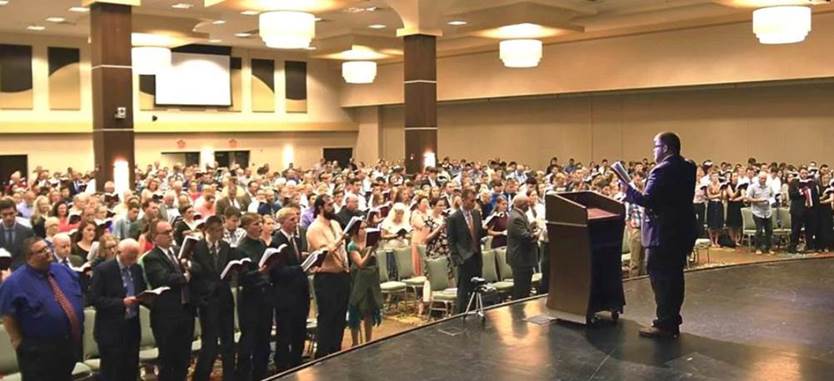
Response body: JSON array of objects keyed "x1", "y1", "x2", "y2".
[{"x1": 1, "y1": 0, "x2": 833, "y2": 62}]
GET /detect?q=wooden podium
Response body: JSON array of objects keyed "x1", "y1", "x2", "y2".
[{"x1": 545, "y1": 191, "x2": 626, "y2": 325}]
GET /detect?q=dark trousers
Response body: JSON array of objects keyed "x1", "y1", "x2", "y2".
[
  {"x1": 455, "y1": 253, "x2": 483, "y2": 314},
  {"x1": 753, "y1": 215, "x2": 773, "y2": 251},
  {"x1": 538, "y1": 242, "x2": 549, "y2": 294},
  {"x1": 151, "y1": 309, "x2": 195, "y2": 381},
  {"x1": 816, "y1": 208, "x2": 834, "y2": 251},
  {"x1": 694, "y1": 203, "x2": 706, "y2": 238},
  {"x1": 646, "y1": 248, "x2": 685, "y2": 331},
  {"x1": 194, "y1": 296, "x2": 236, "y2": 381},
  {"x1": 313, "y1": 272, "x2": 351, "y2": 359},
  {"x1": 237, "y1": 289, "x2": 273, "y2": 381},
  {"x1": 511, "y1": 266, "x2": 534, "y2": 300},
  {"x1": 274, "y1": 300, "x2": 310, "y2": 372},
  {"x1": 16, "y1": 337, "x2": 77, "y2": 381},
  {"x1": 790, "y1": 209, "x2": 815, "y2": 251},
  {"x1": 98, "y1": 318, "x2": 140, "y2": 381}
]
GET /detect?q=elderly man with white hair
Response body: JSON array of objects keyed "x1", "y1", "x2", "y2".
[
  {"x1": 89, "y1": 238, "x2": 147, "y2": 381},
  {"x1": 52, "y1": 232, "x2": 84, "y2": 267},
  {"x1": 506, "y1": 195, "x2": 540, "y2": 300}
]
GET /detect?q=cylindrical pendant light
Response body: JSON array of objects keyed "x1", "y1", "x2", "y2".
[
  {"x1": 753, "y1": 6, "x2": 811, "y2": 45},
  {"x1": 342, "y1": 61, "x2": 377, "y2": 84},
  {"x1": 259, "y1": 11, "x2": 315, "y2": 49},
  {"x1": 499, "y1": 39, "x2": 542, "y2": 68}
]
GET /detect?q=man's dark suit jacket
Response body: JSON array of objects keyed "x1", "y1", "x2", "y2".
[
  {"x1": 88, "y1": 258, "x2": 147, "y2": 347},
  {"x1": 446, "y1": 208, "x2": 485, "y2": 266},
  {"x1": 215, "y1": 196, "x2": 247, "y2": 217},
  {"x1": 268, "y1": 230, "x2": 310, "y2": 311},
  {"x1": 0, "y1": 222, "x2": 35, "y2": 269},
  {"x1": 142, "y1": 246, "x2": 192, "y2": 316},
  {"x1": 506, "y1": 208, "x2": 538, "y2": 268},
  {"x1": 624, "y1": 154, "x2": 698, "y2": 265},
  {"x1": 335, "y1": 207, "x2": 362, "y2": 230},
  {"x1": 789, "y1": 179, "x2": 818, "y2": 215},
  {"x1": 189, "y1": 239, "x2": 239, "y2": 307}
]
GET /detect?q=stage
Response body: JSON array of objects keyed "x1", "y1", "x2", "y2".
[{"x1": 270, "y1": 258, "x2": 834, "y2": 380}]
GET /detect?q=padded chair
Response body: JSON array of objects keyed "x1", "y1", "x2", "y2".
[
  {"x1": 82, "y1": 308, "x2": 101, "y2": 371},
  {"x1": 481, "y1": 249, "x2": 513, "y2": 295},
  {"x1": 393, "y1": 246, "x2": 427, "y2": 303},
  {"x1": 741, "y1": 208, "x2": 756, "y2": 246},
  {"x1": 775, "y1": 208, "x2": 792, "y2": 246},
  {"x1": 494, "y1": 247, "x2": 514, "y2": 283},
  {"x1": 0, "y1": 324, "x2": 19, "y2": 378},
  {"x1": 425, "y1": 256, "x2": 457, "y2": 318},
  {"x1": 693, "y1": 238, "x2": 712, "y2": 265},
  {"x1": 138, "y1": 305, "x2": 159, "y2": 363},
  {"x1": 375, "y1": 250, "x2": 407, "y2": 312},
  {"x1": 191, "y1": 317, "x2": 201, "y2": 352}
]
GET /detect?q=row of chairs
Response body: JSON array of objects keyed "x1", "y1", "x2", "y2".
[{"x1": 741, "y1": 207, "x2": 792, "y2": 247}]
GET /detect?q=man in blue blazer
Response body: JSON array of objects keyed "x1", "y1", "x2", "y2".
[{"x1": 621, "y1": 132, "x2": 698, "y2": 339}]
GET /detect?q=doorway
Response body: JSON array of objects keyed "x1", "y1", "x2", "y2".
[
  {"x1": 323, "y1": 148, "x2": 353, "y2": 168},
  {"x1": 0, "y1": 155, "x2": 27, "y2": 193}
]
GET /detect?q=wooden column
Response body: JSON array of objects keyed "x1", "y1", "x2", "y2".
[
  {"x1": 90, "y1": 3, "x2": 135, "y2": 191},
  {"x1": 403, "y1": 34, "x2": 437, "y2": 174}
]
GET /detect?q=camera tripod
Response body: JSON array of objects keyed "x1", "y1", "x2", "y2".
[{"x1": 462, "y1": 281, "x2": 495, "y2": 325}]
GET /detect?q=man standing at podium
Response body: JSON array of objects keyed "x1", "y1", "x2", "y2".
[{"x1": 621, "y1": 132, "x2": 697, "y2": 339}]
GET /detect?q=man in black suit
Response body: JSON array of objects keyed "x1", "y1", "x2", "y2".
[
  {"x1": 190, "y1": 216, "x2": 239, "y2": 381},
  {"x1": 335, "y1": 194, "x2": 362, "y2": 230},
  {"x1": 506, "y1": 195, "x2": 538, "y2": 300},
  {"x1": 235, "y1": 213, "x2": 272, "y2": 381},
  {"x1": 269, "y1": 207, "x2": 310, "y2": 371},
  {"x1": 142, "y1": 220, "x2": 196, "y2": 381},
  {"x1": 0, "y1": 197, "x2": 35, "y2": 270},
  {"x1": 788, "y1": 168, "x2": 818, "y2": 253},
  {"x1": 622, "y1": 132, "x2": 697, "y2": 339},
  {"x1": 89, "y1": 238, "x2": 147, "y2": 381},
  {"x1": 446, "y1": 188, "x2": 486, "y2": 314}
]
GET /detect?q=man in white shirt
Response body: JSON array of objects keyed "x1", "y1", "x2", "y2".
[{"x1": 746, "y1": 172, "x2": 774, "y2": 254}]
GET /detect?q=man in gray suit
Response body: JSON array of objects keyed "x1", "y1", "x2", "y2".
[
  {"x1": 506, "y1": 195, "x2": 539, "y2": 300},
  {"x1": 0, "y1": 197, "x2": 35, "y2": 270},
  {"x1": 446, "y1": 188, "x2": 485, "y2": 314}
]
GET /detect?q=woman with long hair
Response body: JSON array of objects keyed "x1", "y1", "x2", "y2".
[
  {"x1": 706, "y1": 173, "x2": 725, "y2": 247},
  {"x1": 725, "y1": 172, "x2": 745, "y2": 246},
  {"x1": 30, "y1": 195, "x2": 52, "y2": 238},
  {"x1": 347, "y1": 221, "x2": 383, "y2": 347},
  {"x1": 72, "y1": 220, "x2": 101, "y2": 259},
  {"x1": 52, "y1": 201, "x2": 75, "y2": 233}
]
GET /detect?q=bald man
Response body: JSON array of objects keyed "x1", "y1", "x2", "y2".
[
  {"x1": 506, "y1": 195, "x2": 539, "y2": 300},
  {"x1": 89, "y1": 239, "x2": 147, "y2": 381}
]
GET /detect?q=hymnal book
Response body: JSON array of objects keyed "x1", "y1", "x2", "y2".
[
  {"x1": 220, "y1": 257, "x2": 253, "y2": 280},
  {"x1": 738, "y1": 183, "x2": 750, "y2": 190},
  {"x1": 483, "y1": 212, "x2": 503, "y2": 229},
  {"x1": 103, "y1": 193, "x2": 119, "y2": 203},
  {"x1": 152, "y1": 192, "x2": 164, "y2": 201},
  {"x1": 68, "y1": 211, "x2": 82, "y2": 225},
  {"x1": 344, "y1": 216, "x2": 365, "y2": 237},
  {"x1": 0, "y1": 248, "x2": 11, "y2": 270},
  {"x1": 258, "y1": 245, "x2": 288, "y2": 268},
  {"x1": 395, "y1": 227, "x2": 411, "y2": 238},
  {"x1": 365, "y1": 228, "x2": 381, "y2": 247},
  {"x1": 135, "y1": 286, "x2": 171, "y2": 303},
  {"x1": 69, "y1": 262, "x2": 93, "y2": 274},
  {"x1": 611, "y1": 161, "x2": 632, "y2": 184},
  {"x1": 106, "y1": 209, "x2": 116, "y2": 218},
  {"x1": 301, "y1": 249, "x2": 328, "y2": 272},
  {"x1": 185, "y1": 219, "x2": 206, "y2": 232},
  {"x1": 824, "y1": 188, "x2": 834, "y2": 196},
  {"x1": 178, "y1": 236, "x2": 200, "y2": 261},
  {"x1": 95, "y1": 218, "x2": 113, "y2": 230}
]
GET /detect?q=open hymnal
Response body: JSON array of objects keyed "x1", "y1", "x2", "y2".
[
  {"x1": 185, "y1": 219, "x2": 206, "y2": 232},
  {"x1": 135, "y1": 286, "x2": 171, "y2": 303},
  {"x1": 365, "y1": 228, "x2": 381, "y2": 247},
  {"x1": 611, "y1": 161, "x2": 632, "y2": 184},
  {"x1": 258, "y1": 244, "x2": 288, "y2": 268},
  {"x1": 95, "y1": 218, "x2": 113, "y2": 230},
  {"x1": 343, "y1": 215, "x2": 365, "y2": 237},
  {"x1": 0, "y1": 248, "x2": 11, "y2": 270},
  {"x1": 301, "y1": 249, "x2": 328, "y2": 272},
  {"x1": 69, "y1": 262, "x2": 93, "y2": 274},
  {"x1": 178, "y1": 236, "x2": 200, "y2": 261},
  {"x1": 220, "y1": 257, "x2": 253, "y2": 280},
  {"x1": 103, "y1": 193, "x2": 119, "y2": 204},
  {"x1": 68, "y1": 211, "x2": 82, "y2": 225}
]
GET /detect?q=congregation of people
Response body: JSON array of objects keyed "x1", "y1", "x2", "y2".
[{"x1": 0, "y1": 155, "x2": 832, "y2": 380}]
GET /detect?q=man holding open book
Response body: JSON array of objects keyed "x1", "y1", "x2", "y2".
[{"x1": 190, "y1": 216, "x2": 240, "y2": 381}]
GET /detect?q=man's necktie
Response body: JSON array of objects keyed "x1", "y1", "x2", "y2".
[
  {"x1": 62, "y1": 258, "x2": 69, "y2": 267},
  {"x1": 48, "y1": 274, "x2": 81, "y2": 343},
  {"x1": 5, "y1": 229, "x2": 12, "y2": 245},
  {"x1": 290, "y1": 235, "x2": 300, "y2": 261},
  {"x1": 805, "y1": 188, "x2": 813, "y2": 208},
  {"x1": 122, "y1": 267, "x2": 137, "y2": 319},
  {"x1": 211, "y1": 243, "x2": 220, "y2": 271}
]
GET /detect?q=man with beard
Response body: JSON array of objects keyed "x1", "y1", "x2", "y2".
[{"x1": 306, "y1": 194, "x2": 350, "y2": 358}]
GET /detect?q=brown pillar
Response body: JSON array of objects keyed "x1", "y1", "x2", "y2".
[
  {"x1": 403, "y1": 34, "x2": 437, "y2": 174},
  {"x1": 90, "y1": 3, "x2": 135, "y2": 191}
]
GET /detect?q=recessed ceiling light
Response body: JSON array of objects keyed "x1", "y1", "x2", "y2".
[
  {"x1": 46, "y1": 17, "x2": 66, "y2": 23},
  {"x1": 27, "y1": 25, "x2": 46, "y2": 31},
  {"x1": 234, "y1": 32, "x2": 252, "y2": 38},
  {"x1": 368, "y1": 24, "x2": 386, "y2": 29},
  {"x1": 68, "y1": 6, "x2": 89, "y2": 13},
  {"x1": 448, "y1": 20, "x2": 467, "y2": 26},
  {"x1": 241, "y1": 10, "x2": 259, "y2": 15},
  {"x1": 171, "y1": 3, "x2": 193, "y2": 9},
  {"x1": 209, "y1": 39, "x2": 222, "y2": 43},
  {"x1": 212, "y1": 20, "x2": 226, "y2": 25}
]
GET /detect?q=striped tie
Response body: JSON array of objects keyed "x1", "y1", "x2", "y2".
[{"x1": 48, "y1": 274, "x2": 81, "y2": 343}]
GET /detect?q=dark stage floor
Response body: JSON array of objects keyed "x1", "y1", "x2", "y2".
[{"x1": 271, "y1": 258, "x2": 834, "y2": 381}]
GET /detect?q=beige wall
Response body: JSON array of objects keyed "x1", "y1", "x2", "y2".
[
  {"x1": 379, "y1": 82, "x2": 834, "y2": 169},
  {"x1": 343, "y1": 12, "x2": 834, "y2": 107},
  {"x1": 353, "y1": 106, "x2": 382, "y2": 165}
]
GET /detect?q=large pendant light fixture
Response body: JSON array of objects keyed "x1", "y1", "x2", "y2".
[
  {"x1": 499, "y1": 39, "x2": 542, "y2": 68},
  {"x1": 753, "y1": 6, "x2": 812, "y2": 44},
  {"x1": 259, "y1": 11, "x2": 315, "y2": 49},
  {"x1": 342, "y1": 61, "x2": 377, "y2": 84}
]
